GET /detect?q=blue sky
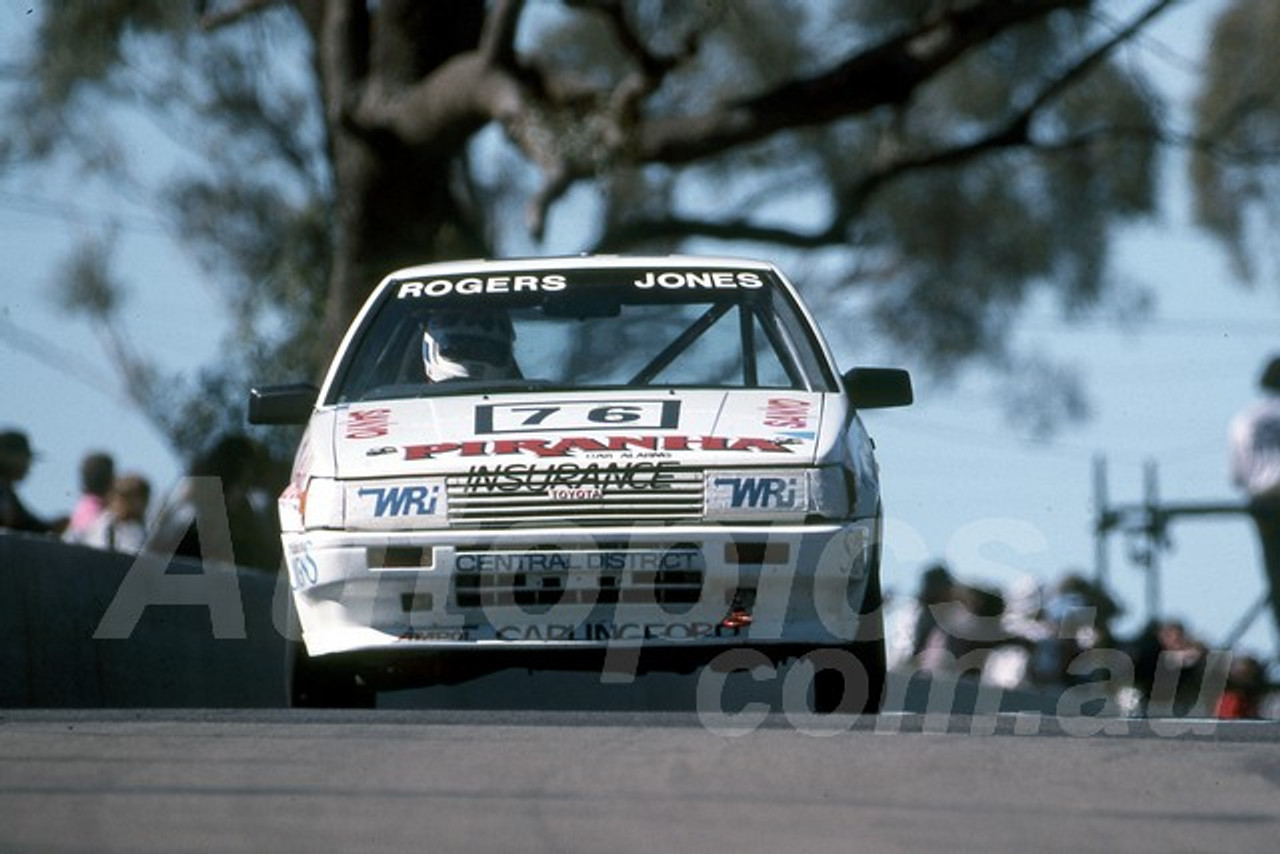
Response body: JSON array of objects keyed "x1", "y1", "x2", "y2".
[{"x1": 2, "y1": 0, "x2": 1278, "y2": 658}]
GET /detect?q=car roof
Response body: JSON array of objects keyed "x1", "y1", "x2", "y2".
[{"x1": 381, "y1": 254, "x2": 779, "y2": 281}]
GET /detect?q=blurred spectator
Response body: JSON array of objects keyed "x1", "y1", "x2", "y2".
[
  {"x1": 1128, "y1": 619, "x2": 1163, "y2": 705},
  {"x1": 1229, "y1": 354, "x2": 1280, "y2": 636},
  {"x1": 65, "y1": 474, "x2": 151, "y2": 554},
  {"x1": 1030, "y1": 573, "x2": 1120, "y2": 686},
  {"x1": 1216, "y1": 654, "x2": 1267, "y2": 720},
  {"x1": 941, "y1": 582, "x2": 1007, "y2": 662},
  {"x1": 901, "y1": 564, "x2": 1135, "y2": 693},
  {"x1": 983, "y1": 575, "x2": 1053, "y2": 689},
  {"x1": 908, "y1": 562, "x2": 956, "y2": 662},
  {"x1": 0, "y1": 429, "x2": 58, "y2": 534},
  {"x1": 66, "y1": 451, "x2": 115, "y2": 535},
  {"x1": 1000, "y1": 575, "x2": 1049, "y2": 645},
  {"x1": 911, "y1": 564, "x2": 1008, "y2": 675},
  {"x1": 152, "y1": 433, "x2": 281, "y2": 571},
  {"x1": 1155, "y1": 620, "x2": 1210, "y2": 715},
  {"x1": 1130, "y1": 618, "x2": 1210, "y2": 716}
]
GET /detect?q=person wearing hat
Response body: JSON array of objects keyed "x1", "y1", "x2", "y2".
[
  {"x1": 0, "y1": 429, "x2": 54, "y2": 534},
  {"x1": 1229, "y1": 355, "x2": 1280, "y2": 638}
]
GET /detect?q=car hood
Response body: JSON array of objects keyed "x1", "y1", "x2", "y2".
[{"x1": 325, "y1": 389, "x2": 836, "y2": 479}]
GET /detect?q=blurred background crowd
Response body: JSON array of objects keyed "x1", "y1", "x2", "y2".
[
  {"x1": 888, "y1": 560, "x2": 1277, "y2": 719},
  {"x1": 0, "y1": 427, "x2": 282, "y2": 572}
]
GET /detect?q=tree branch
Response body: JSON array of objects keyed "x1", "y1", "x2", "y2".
[
  {"x1": 1025, "y1": 0, "x2": 1181, "y2": 119},
  {"x1": 479, "y1": 0, "x2": 524, "y2": 67},
  {"x1": 600, "y1": 0, "x2": 1182, "y2": 253},
  {"x1": 591, "y1": 0, "x2": 699, "y2": 134},
  {"x1": 839, "y1": 0, "x2": 1178, "y2": 214},
  {"x1": 629, "y1": 0, "x2": 1091, "y2": 165},
  {"x1": 199, "y1": 0, "x2": 282, "y2": 32},
  {"x1": 312, "y1": 0, "x2": 371, "y2": 131},
  {"x1": 521, "y1": 0, "x2": 701, "y2": 239},
  {"x1": 344, "y1": 2, "x2": 528, "y2": 155},
  {"x1": 595, "y1": 213, "x2": 837, "y2": 253}
]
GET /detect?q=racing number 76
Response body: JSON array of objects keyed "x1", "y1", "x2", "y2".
[{"x1": 510, "y1": 405, "x2": 644, "y2": 426}]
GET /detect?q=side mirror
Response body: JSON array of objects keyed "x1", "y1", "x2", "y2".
[
  {"x1": 842, "y1": 367, "x2": 913, "y2": 409},
  {"x1": 248, "y1": 383, "x2": 319, "y2": 425}
]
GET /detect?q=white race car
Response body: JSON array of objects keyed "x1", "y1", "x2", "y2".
[{"x1": 250, "y1": 255, "x2": 912, "y2": 710}]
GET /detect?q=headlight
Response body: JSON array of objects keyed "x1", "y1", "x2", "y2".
[
  {"x1": 704, "y1": 467, "x2": 851, "y2": 521},
  {"x1": 808, "y1": 466, "x2": 853, "y2": 520}
]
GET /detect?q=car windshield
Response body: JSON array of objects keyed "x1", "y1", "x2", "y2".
[{"x1": 329, "y1": 265, "x2": 837, "y2": 404}]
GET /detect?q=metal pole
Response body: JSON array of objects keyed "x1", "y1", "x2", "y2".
[
  {"x1": 1222, "y1": 590, "x2": 1271, "y2": 650},
  {"x1": 1090, "y1": 450, "x2": 1257, "y2": 646},
  {"x1": 1093, "y1": 454, "x2": 1110, "y2": 590},
  {"x1": 1144, "y1": 459, "x2": 1161, "y2": 622}
]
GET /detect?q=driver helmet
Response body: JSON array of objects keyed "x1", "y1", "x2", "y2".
[{"x1": 422, "y1": 311, "x2": 517, "y2": 382}]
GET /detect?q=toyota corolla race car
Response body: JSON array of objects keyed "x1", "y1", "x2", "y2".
[{"x1": 249, "y1": 255, "x2": 911, "y2": 710}]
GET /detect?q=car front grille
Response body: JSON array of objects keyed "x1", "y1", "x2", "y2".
[
  {"x1": 445, "y1": 466, "x2": 704, "y2": 526},
  {"x1": 450, "y1": 544, "x2": 705, "y2": 610}
]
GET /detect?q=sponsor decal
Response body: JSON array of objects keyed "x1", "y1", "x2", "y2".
[
  {"x1": 454, "y1": 549, "x2": 702, "y2": 573},
  {"x1": 398, "y1": 627, "x2": 474, "y2": 642},
  {"x1": 475, "y1": 400, "x2": 680, "y2": 434},
  {"x1": 763, "y1": 397, "x2": 812, "y2": 430},
  {"x1": 551, "y1": 485, "x2": 601, "y2": 501},
  {"x1": 366, "y1": 446, "x2": 398, "y2": 457},
  {"x1": 495, "y1": 622, "x2": 743, "y2": 641},
  {"x1": 404, "y1": 434, "x2": 793, "y2": 460},
  {"x1": 287, "y1": 543, "x2": 319, "y2": 591},
  {"x1": 463, "y1": 461, "x2": 679, "y2": 494},
  {"x1": 763, "y1": 397, "x2": 816, "y2": 441},
  {"x1": 710, "y1": 475, "x2": 802, "y2": 511},
  {"x1": 774, "y1": 431, "x2": 816, "y2": 442},
  {"x1": 396, "y1": 274, "x2": 567, "y2": 298},
  {"x1": 355, "y1": 483, "x2": 443, "y2": 518},
  {"x1": 346, "y1": 408, "x2": 391, "y2": 439},
  {"x1": 632, "y1": 271, "x2": 763, "y2": 290}
]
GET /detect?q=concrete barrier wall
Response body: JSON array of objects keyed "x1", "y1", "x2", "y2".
[
  {"x1": 0, "y1": 532, "x2": 288, "y2": 708},
  {"x1": 0, "y1": 533, "x2": 1088, "y2": 714}
]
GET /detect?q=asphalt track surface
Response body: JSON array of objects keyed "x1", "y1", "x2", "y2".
[{"x1": 2, "y1": 707, "x2": 1278, "y2": 854}]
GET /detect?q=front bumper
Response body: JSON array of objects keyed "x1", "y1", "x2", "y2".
[{"x1": 284, "y1": 520, "x2": 878, "y2": 657}]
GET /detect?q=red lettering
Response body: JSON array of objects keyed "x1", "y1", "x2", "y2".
[
  {"x1": 405, "y1": 443, "x2": 460, "y2": 460},
  {"x1": 346, "y1": 408, "x2": 391, "y2": 439},
  {"x1": 493, "y1": 439, "x2": 550, "y2": 456},
  {"x1": 764, "y1": 398, "x2": 811, "y2": 429},
  {"x1": 403, "y1": 435, "x2": 793, "y2": 460}
]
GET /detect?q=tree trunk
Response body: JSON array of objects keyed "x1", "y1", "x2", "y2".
[{"x1": 304, "y1": 0, "x2": 489, "y2": 368}]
